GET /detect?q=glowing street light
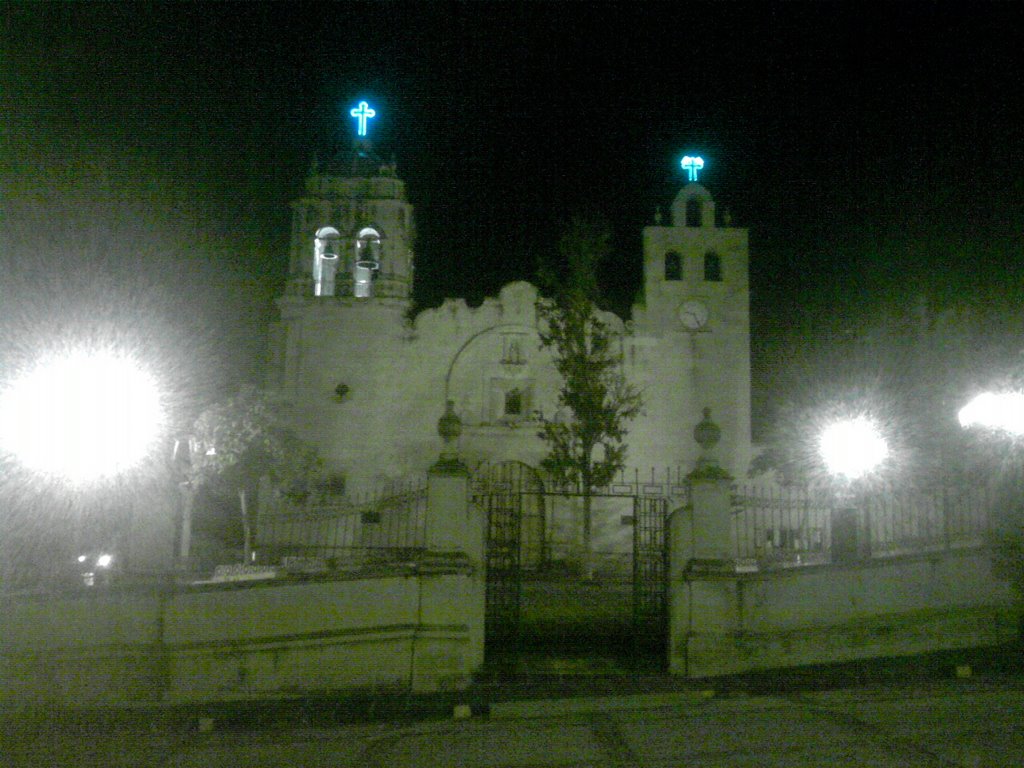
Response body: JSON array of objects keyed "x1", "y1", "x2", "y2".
[
  {"x1": 0, "y1": 349, "x2": 166, "y2": 484},
  {"x1": 818, "y1": 415, "x2": 888, "y2": 563},
  {"x1": 957, "y1": 391, "x2": 1024, "y2": 436},
  {"x1": 819, "y1": 416, "x2": 889, "y2": 481}
]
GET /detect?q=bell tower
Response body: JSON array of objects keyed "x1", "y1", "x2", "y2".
[
  {"x1": 630, "y1": 166, "x2": 752, "y2": 476},
  {"x1": 284, "y1": 102, "x2": 415, "y2": 300},
  {"x1": 268, "y1": 102, "x2": 420, "y2": 467},
  {"x1": 635, "y1": 182, "x2": 745, "y2": 333}
]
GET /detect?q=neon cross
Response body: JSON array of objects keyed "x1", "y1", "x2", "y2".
[
  {"x1": 350, "y1": 101, "x2": 377, "y2": 137},
  {"x1": 681, "y1": 156, "x2": 705, "y2": 182}
]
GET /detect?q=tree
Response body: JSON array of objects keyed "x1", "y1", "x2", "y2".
[
  {"x1": 536, "y1": 219, "x2": 642, "y2": 578},
  {"x1": 187, "y1": 386, "x2": 320, "y2": 563}
]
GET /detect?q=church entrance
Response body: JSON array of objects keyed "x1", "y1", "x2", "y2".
[{"x1": 471, "y1": 462, "x2": 675, "y2": 672}]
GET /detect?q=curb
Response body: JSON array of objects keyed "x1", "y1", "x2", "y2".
[{"x1": 486, "y1": 689, "x2": 716, "y2": 719}]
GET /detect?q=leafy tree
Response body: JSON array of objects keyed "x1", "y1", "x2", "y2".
[
  {"x1": 187, "y1": 386, "x2": 320, "y2": 563},
  {"x1": 536, "y1": 219, "x2": 642, "y2": 578}
]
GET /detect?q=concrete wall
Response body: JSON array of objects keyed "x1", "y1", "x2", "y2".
[
  {"x1": 669, "y1": 545, "x2": 1018, "y2": 678},
  {"x1": 0, "y1": 453, "x2": 485, "y2": 711},
  {"x1": 0, "y1": 564, "x2": 484, "y2": 709},
  {"x1": 0, "y1": 588, "x2": 166, "y2": 706}
]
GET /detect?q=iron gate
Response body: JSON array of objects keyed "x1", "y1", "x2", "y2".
[
  {"x1": 472, "y1": 463, "x2": 676, "y2": 656},
  {"x1": 478, "y1": 469, "x2": 523, "y2": 643},
  {"x1": 632, "y1": 495, "x2": 669, "y2": 651}
]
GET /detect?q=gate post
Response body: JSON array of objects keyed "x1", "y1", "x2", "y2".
[
  {"x1": 425, "y1": 460, "x2": 473, "y2": 552},
  {"x1": 666, "y1": 503, "x2": 690, "y2": 675},
  {"x1": 668, "y1": 408, "x2": 743, "y2": 677},
  {"x1": 688, "y1": 407, "x2": 734, "y2": 562},
  {"x1": 687, "y1": 478, "x2": 734, "y2": 562},
  {"x1": 410, "y1": 401, "x2": 486, "y2": 691},
  {"x1": 424, "y1": 400, "x2": 483, "y2": 558}
]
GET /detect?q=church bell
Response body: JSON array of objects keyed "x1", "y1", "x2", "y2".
[
  {"x1": 353, "y1": 229, "x2": 382, "y2": 298},
  {"x1": 313, "y1": 226, "x2": 341, "y2": 297}
]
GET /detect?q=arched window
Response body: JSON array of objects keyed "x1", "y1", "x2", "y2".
[
  {"x1": 664, "y1": 251, "x2": 682, "y2": 281},
  {"x1": 504, "y1": 388, "x2": 523, "y2": 416},
  {"x1": 356, "y1": 227, "x2": 382, "y2": 267},
  {"x1": 353, "y1": 227, "x2": 383, "y2": 298},
  {"x1": 704, "y1": 251, "x2": 722, "y2": 282},
  {"x1": 686, "y1": 199, "x2": 702, "y2": 227}
]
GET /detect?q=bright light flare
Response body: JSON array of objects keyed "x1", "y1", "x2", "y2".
[
  {"x1": 0, "y1": 350, "x2": 165, "y2": 483},
  {"x1": 819, "y1": 416, "x2": 889, "y2": 480},
  {"x1": 958, "y1": 391, "x2": 1024, "y2": 436}
]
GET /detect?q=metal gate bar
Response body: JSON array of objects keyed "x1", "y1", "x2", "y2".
[
  {"x1": 474, "y1": 462, "x2": 675, "y2": 661},
  {"x1": 632, "y1": 495, "x2": 668, "y2": 655}
]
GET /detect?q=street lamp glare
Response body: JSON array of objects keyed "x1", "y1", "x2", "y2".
[
  {"x1": 957, "y1": 391, "x2": 1024, "y2": 436},
  {"x1": 819, "y1": 416, "x2": 889, "y2": 480},
  {"x1": 0, "y1": 350, "x2": 165, "y2": 483}
]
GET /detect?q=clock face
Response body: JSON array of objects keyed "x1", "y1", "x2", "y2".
[{"x1": 678, "y1": 300, "x2": 709, "y2": 330}]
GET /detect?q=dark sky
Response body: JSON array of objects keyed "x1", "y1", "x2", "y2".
[{"x1": 4, "y1": 2, "x2": 1024, "y2": 410}]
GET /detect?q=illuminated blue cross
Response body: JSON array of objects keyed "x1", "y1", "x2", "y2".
[
  {"x1": 350, "y1": 101, "x2": 377, "y2": 137},
  {"x1": 681, "y1": 155, "x2": 705, "y2": 182}
]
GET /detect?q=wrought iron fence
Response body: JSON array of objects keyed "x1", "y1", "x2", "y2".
[
  {"x1": 471, "y1": 464, "x2": 685, "y2": 576},
  {"x1": 256, "y1": 479, "x2": 427, "y2": 569},
  {"x1": 732, "y1": 484, "x2": 833, "y2": 564},
  {"x1": 471, "y1": 463, "x2": 692, "y2": 501},
  {"x1": 733, "y1": 475, "x2": 999, "y2": 566},
  {"x1": 861, "y1": 480, "x2": 991, "y2": 556}
]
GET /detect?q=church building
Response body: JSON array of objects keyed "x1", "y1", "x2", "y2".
[{"x1": 266, "y1": 109, "x2": 752, "y2": 495}]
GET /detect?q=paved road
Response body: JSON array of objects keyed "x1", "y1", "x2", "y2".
[{"x1": 4, "y1": 679, "x2": 1024, "y2": 767}]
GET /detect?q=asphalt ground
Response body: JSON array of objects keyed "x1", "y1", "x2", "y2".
[
  {"x1": 3, "y1": 646, "x2": 1023, "y2": 767},
  {"x1": 4, "y1": 676, "x2": 1024, "y2": 767}
]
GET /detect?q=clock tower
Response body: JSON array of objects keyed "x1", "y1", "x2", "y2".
[{"x1": 629, "y1": 180, "x2": 751, "y2": 475}]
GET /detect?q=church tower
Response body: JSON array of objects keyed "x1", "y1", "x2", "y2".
[
  {"x1": 268, "y1": 103, "x2": 421, "y2": 491},
  {"x1": 284, "y1": 105, "x2": 415, "y2": 300},
  {"x1": 629, "y1": 178, "x2": 752, "y2": 476},
  {"x1": 284, "y1": 158, "x2": 415, "y2": 299}
]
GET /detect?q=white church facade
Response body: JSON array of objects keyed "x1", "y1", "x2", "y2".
[{"x1": 266, "y1": 135, "x2": 752, "y2": 495}]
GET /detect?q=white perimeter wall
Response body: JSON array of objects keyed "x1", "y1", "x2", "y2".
[
  {"x1": 0, "y1": 567, "x2": 484, "y2": 709},
  {"x1": 671, "y1": 547, "x2": 1018, "y2": 678}
]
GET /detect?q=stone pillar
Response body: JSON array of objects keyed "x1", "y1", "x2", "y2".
[
  {"x1": 831, "y1": 504, "x2": 871, "y2": 562},
  {"x1": 411, "y1": 401, "x2": 486, "y2": 689},
  {"x1": 424, "y1": 400, "x2": 474, "y2": 554},
  {"x1": 688, "y1": 479, "x2": 734, "y2": 562},
  {"x1": 425, "y1": 464, "x2": 472, "y2": 553},
  {"x1": 687, "y1": 407, "x2": 734, "y2": 563},
  {"x1": 668, "y1": 408, "x2": 744, "y2": 677}
]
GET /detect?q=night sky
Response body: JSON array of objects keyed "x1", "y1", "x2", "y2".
[{"x1": 5, "y1": 2, "x2": 1024, "y2": 427}]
